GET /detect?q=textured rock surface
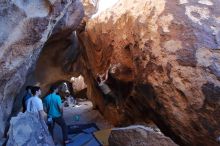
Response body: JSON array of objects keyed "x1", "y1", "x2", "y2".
[
  {"x1": 28, "y1": 31, "x2": 81, "y2": 95},
  {"x1": 0, "y1": 0, "x2": 83, "y2": 138},
  {"x1": 7, "y1": 112, "x2": 54, "y2": 146},
  {"x1": 109, "y1": 125, "x2": 178, "y2": 146},
  {"x1": 79, "y1": 0, "x2": 220, "y2": 145},
  {"x1": 1, "y1": 0, "x2": 220, "y2": 145},
  {"x1": 24, "y1": 0, "x2": 84, "y2": 95},
  {"x1": 71, "y1": 75, "x2": 87, "y2": 92},
  {"x1": 81, "y1": 0, "x2": 98, "y2": 19}
]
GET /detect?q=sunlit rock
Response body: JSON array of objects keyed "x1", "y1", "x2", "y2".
[{"x1": 79, "y1": 0, "x2": 220, "y2": 145}]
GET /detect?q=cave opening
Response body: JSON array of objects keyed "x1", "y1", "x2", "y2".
[{"x1": 6, "y1": 26, "x2": 115, "y2": 145}]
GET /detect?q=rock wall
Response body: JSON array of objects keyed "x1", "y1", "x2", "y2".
[
  {"x1": 29, "y1": 31, "x2": 81, "y2": 95},
  {"x1": 79, "y1": 0, "x2": 220, "y2": 145},
  {"x1": 71, "y1": 75, "x2": 87, "y2": 92},
  {"x1": 109, "y1": 125, "x2": 178, "y2": 146},
  {"x1": 1, "y1": 0, "x2": 220, "y2": 145},
  {"x1": 0, "y1": 0, "x2": 83, "y2": 139},
  {"x1": 24, "y1": 0, "x2": 84, "y2": 95}
]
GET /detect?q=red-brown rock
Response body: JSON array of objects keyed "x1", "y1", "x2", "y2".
[{"x1": 79, "y1": 0, "x2": 220, "y2": 145}]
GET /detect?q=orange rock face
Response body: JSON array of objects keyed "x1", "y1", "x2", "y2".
[
  {"x1": 79, "y1": 0, "x2": 220, "y2": 145},
  {"x1": 1, "y1": 0, "x2": 220, "y2": 145}
]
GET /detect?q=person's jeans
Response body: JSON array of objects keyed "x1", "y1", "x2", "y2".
[{"x1": 48, "y1": 116, "x2": 68, "y2": 142}]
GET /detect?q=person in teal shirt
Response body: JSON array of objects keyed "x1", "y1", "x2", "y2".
[{"x1": 44, "y1": 85, "x2": 70, "y2": 145}]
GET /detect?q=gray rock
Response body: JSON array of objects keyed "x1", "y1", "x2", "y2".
[
  {"x1": 6, "y1": 112, "x2": 54, "y2": 146},
  {"x1": 0, "y1": 138, "x2": 6, "y2": 145},
  {"x1": 0, "y1": 0, "x2": 84, "y2": 139}
]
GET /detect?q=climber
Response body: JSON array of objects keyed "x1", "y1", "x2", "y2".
[
  {"x1": 96, "y1": 70, "x2": 119, "y2": 108},
  {"x1": 43, "y1": 85, "x2": 71, "y2": 145},
  {"x1": 22, "y1": 85, "x2": 32, "y2": 112},
  {"x1": 26, "y1": 86, "x2": 47, "y2": 124}
]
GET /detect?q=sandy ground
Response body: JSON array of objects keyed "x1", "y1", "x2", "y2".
[{"x1": 53, "y1": 100, "x2": 112, "y2": 146}]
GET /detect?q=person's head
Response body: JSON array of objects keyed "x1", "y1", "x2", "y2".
[
  {"x1": 31, "y1": 86, "x2": 41, "y2": 96},
  {"x1": 50, "y1": 85, "x2": 58, "y2": 93},
  {"x1": 26, "y1": 86, "x2": 32, "y2": 94}
]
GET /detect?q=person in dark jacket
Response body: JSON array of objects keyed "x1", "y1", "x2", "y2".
[{"x1": 22, "y1": 86, "x2": 32, "y2": 112}]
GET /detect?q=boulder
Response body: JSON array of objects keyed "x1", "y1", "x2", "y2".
[
  {"x1": 109, "y1": 125, "x2": 178, "y2": 146},
  {"x1": 78, "y1": 0, "x2": 220, "y2": 145},
  {"x1": 7, "y1": 112, "x2": 54, "y2": 146},
  {"x1": 0, "y1": 0, "x2": 84, "y2": 138}
]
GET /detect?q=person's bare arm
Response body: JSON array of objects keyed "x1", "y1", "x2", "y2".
[
  {"x1": 104, "y1": 69, "x2": 109, "y2": 81},
  {"x1": 39, "y1": 110, "x2": 47, "y2": 121},
  {"x1": 105, "y1": 72, "x2": 108, "y2": 81}
]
